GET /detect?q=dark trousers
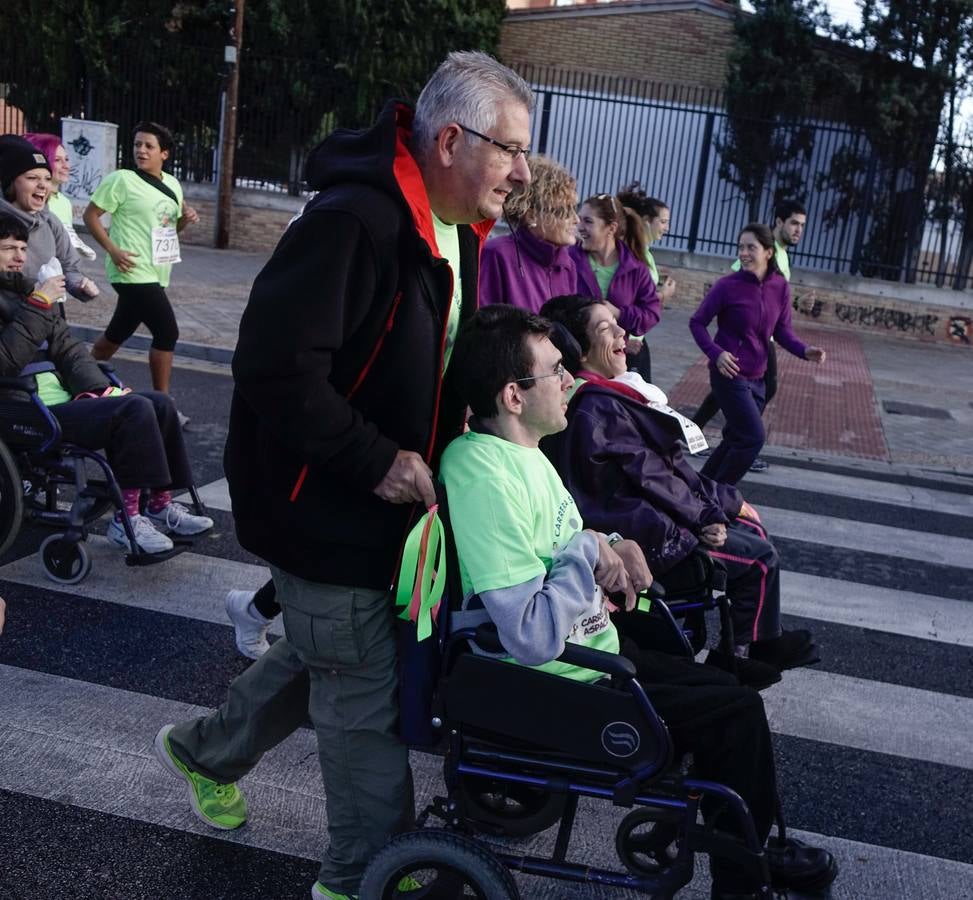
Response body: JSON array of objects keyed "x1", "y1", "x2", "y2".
[
  {"x1": 620, "y1": 638, "x2": 776, "y2": 892},
  {"x1": 693, "y1": 342, "x2": 778, "y2": 429},
  {"x1": 700, "y1": 371, "x2": 767, "y2": 485},
  {"x1": 708, "y1": 521, "x2": 782, "y2": 643},
  {"x1": 628, "y1": 341, "x2": 652, "y2": 384},
  {"x1": 50, "y1": 391, "x2": 192, "y2": 489}
]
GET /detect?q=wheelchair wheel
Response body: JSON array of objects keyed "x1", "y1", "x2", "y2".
[
  {"x1": 0, "y1": 439, "x2": 24, "y2": 557},
  {"x1": 40, "y1": 534, "x2": 91, "y2": 585},
  {"x1": 457, "y1": 772, "x2": 566, "y2": 837},
  {"x1": 615, "y1": 806, "x2": 684, "y2": 877},
  {"x1": 359, "y1": 830, "x2": 519, "y2": 900}
]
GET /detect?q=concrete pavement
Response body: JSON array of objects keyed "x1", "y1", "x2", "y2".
[{"x1": 65, "y1": 243, "x2": 973, "y2": 477}]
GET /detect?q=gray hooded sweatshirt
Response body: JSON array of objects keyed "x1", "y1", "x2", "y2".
[{"x1": 0, "y1": 197, "x2": 87, "y2": 299}]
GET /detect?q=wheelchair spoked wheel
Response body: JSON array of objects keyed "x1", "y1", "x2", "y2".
[
  {"x1": 0, "y1": 438, "x2": 24, "y2": 557},
  {"x1": 39, "y1": 534, "x2": 92, "y2": 585},
  {"x1": 615, "y1": 806, "x2": 684, "y2": 877},
  {"x1": 457, "y1": 772, "x2": 567, "y2": 837},
  {"x1": 359, "y1": 830, "x2": 520, "y2": 899}
]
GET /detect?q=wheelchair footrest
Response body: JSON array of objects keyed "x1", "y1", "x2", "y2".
[{"x1": 124, "y1": 540, "x2": 191, "y2": 567}]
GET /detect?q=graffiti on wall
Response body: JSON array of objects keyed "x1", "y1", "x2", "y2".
[
  {"x1": 834, "y1": 303, "x2": 938, "y2": 336},
  {"x1": 60, "y1": 119, "x2": 118, "y2": 225},
  {"x1": 948, "y1": 316, "x2": 972, "y2": 345}
]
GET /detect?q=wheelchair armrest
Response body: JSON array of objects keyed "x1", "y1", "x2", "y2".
[
  {"x1": 0, "y1": 375, "x2": 38, "y2": 393},
  {"x1": 472, "y1": 623, "x2": 637, "y2": 681}
]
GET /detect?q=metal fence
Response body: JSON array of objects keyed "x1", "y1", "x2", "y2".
[
  {"x1": 3, "y1": 43, "x2": 969, "y2": 289},
  {"x1": 518, "y1": 64, "x2": 951, "y2": 287}
]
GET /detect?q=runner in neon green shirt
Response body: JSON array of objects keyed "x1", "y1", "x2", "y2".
[
  {"x1": 84, "y1": 121, "x2": 199, "y2": 408},
  {"x1": 439, "y1": 306, "x2": 651, "y2": 683}
]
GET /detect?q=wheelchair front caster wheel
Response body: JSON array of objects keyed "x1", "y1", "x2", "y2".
[
  {"x1": 40, "y1": 534, "x2": 91, "y2": 585},
  {"x1": 616, "y1": 806, "x2": 683, "y2": 877},
  {"x1": 359, "y1": 829, "x2": 520, "y2": 899}
]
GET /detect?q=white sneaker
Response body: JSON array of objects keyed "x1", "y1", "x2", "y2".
[
  {"x1": 107, "y1": 514, "x2": 174, "y2": 554},
  {"x1": 225, "y1": 590, "x2": 272, "y2": 659},
  {"x1": 177, "y1": 410, "x2": 190, "y2": 429},
  {"x1": 146, "y1": 502, "x2": 214, "y2": 536}
]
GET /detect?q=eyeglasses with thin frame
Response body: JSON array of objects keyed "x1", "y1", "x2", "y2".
[
  {"x1": 456, "y1": 124, "x2": 529, "y2": 161},
  {"x1": 513, "y1": 362, "x2": 567, "y2": 384}
]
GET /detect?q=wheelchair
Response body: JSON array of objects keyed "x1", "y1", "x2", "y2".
[
  {"x1": 0, "y1": 365, "x2": 206, "y2": 585},
  {"x1": 361, "y1": 500, "x2": 783, "y2": 900}
]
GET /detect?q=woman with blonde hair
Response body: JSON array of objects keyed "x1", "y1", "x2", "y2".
[{"x1": 479, "y1": 154, "x2": 578, "y2": 313}]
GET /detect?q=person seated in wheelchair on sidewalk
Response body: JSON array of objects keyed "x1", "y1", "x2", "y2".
[
  {"x1": 538, "y1": 295, "x2": 818, "y2": 684},
  {"x1": 0, "y1": 213, "x2": 212, "y2": 553},
  {"x1": 439, "y1": 305, "x2": 835, "y2": 900}
]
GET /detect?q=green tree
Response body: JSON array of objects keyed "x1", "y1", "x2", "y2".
[
  {"x1": 816, "y1": 0, "x2": 971, "y2": 281},
  {"x1": 717, "y1": 0, "x2": 838, "y2": 222}
]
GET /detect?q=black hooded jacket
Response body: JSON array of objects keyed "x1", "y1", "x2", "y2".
[{"x1": 224, "y1": 101, "x2": 489, "y2": 588}]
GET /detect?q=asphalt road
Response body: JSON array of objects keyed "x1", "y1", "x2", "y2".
[{"x1": 1, "y1": 356, "x2": 971, "y2": 900}]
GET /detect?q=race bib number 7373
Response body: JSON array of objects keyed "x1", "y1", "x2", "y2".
[{"x1": 152, "y1": 225, "x2": 181, "y2": 266}]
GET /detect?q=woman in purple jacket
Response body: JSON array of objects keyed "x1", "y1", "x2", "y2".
[
  {"x1": 690, "y1": 224, "x2": 825, "y2": 485},
  {"x1": 540, "y1": 293, "x2": 820, "y2": 678},
  {"x1": 570, "y1": 193, "x2": 660, "y2": 379},
  {"x1": 478, "y1": 155, "x2": 578, "y2": 313}
]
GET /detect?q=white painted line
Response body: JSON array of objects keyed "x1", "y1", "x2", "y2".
[
  {"x1": 781, "y1": 571, "x2": 973, "y2": 647},
  {"x1": 2, "y1": 664, "x2": 971, "y2": 900},
  {"x1": 0, "y1": 535, "x2": 282, "y2": 636},
  {"x1": 684, "y1": 456, "x2": 973, "y2": 518},
  {"x1": 758, "y1": 505, "x2": 973, "y2": 569},
  {"x1": 761, "y1": 668, "x2": 973, "y2": 770},
  {"x1": 178, "y1": 477, "x2": 232, "y2": 512}
]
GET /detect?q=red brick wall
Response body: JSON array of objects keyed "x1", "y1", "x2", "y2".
[{"x1": 501, "y1": 3, "x2": 736, "y2": 91}]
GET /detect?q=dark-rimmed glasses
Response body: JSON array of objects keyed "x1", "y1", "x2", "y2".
[
  {"x1": 457, "y1": 124, "x2": 529, "y2": 161},
  {"x1": 513, "y1": 363, "x2": 566, "y2": 384}
]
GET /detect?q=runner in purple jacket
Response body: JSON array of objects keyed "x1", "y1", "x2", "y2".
[
  {"x1": 690, "y1": 224, "x2": 825, "y2": 485},
  {"x1": 569, "y1": 193, "x2": 660, "y2": 382},
  {"x1": 479, "y1": 155, "x2": 578, "y2": 313}
]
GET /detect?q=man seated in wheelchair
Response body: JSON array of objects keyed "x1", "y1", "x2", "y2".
[
  {"x1": 537, "y1": 295, "x2": 818, "y2": 685},
  {"x1": 439, "y1": 305, "x2": 834, "y2": 900},
  {"x1": 0, "y1": 213, "x2": 212, "y2": 553}
]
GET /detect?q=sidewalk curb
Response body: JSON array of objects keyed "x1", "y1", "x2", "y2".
[{"x1": 68, "y1": 325, "x2": 234, "y2": 366}]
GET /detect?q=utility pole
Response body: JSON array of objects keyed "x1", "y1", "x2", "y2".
[{"x1": 214, "y1": 0, "x2": 245, "y2": 249}]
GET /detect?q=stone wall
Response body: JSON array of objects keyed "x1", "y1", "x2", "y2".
[
  {"x1": 179, "y1": 184, "x2": 305, "y2": 254},
  {"x1": 654, "y1": 249, "x2": 973, "y2": 350}
]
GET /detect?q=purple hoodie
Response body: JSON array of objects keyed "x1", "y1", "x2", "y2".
[
  {"x1": 569, "y1": 240, "x2": 660, "y2": 335},
  {"x1": 478, "y1": 228, "x2": 576, "y2": 313},
  {"x1": 689, "y1": 269, "x2": 807, "y2": 379}
]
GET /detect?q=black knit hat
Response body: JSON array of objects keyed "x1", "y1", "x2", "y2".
[{"x1": 0, "y1": 134, "x2": 52, "y2": 193}]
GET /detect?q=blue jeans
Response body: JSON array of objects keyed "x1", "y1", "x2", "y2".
[{"x1": 700, "y1": 369, "x2": 766, "y2": 485}]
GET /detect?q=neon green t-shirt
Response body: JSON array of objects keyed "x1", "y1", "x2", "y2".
[
  {"x1": 440, "y1": 430, "x2": 619, "y2": 683},
  {"x1": 35, "y1": 371, "x2": 72, "y2": 406},
  {"x1": 644, "y1": 247, "x2": 660, "y2": 286},
  {"x1": 90, "y1": 169, "x2": 183, "y2": 288},
  {"x1": 432, "y1": 212, "x2": 462, "y2": 372},
  {"x1": 47, "y1": 191, "x2": 73, "y2": 228},
  {"x1": 588, "y1": 254, "x2": 618, "y2": 300},
  {"x1": 731, "y1": 240, "x2": 790, "y2": 282}
]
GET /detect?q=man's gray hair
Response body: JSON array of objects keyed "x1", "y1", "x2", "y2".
[{"x1": 412, "y1": 51, "x2": 534, "y2": 161}]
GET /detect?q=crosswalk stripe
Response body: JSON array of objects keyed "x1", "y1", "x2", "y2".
[
  {"x1": 756, "y1": 505, "x2": 973, "y2": 569},
  {"x1": 3, "y1": 663, "x2": 971, "y2": 900},
  {"x1": 761, "y1": 667, "x2": 973, "y2": 770},
  {"x1": 0, "y1": 536, "x2": 283, "y2": 635},
  {"x1": 780, "y1": 571, "x2": 973, "y2": 648},
  {"x1": 181, "y1": 477, "x2": 231, "y2": 512},
  {"x1": 737, "y1": 464, "x2": 973, "y2": 516}
]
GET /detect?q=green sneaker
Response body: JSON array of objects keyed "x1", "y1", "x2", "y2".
[
  {"x1": 311, "y1": 876, "x2": 422, "y2": 899},
  {"x1": 154, "y1": 724, "x2": 247, "y2": 830}
]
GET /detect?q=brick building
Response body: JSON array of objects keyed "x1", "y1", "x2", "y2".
[{"x1": 501, "y1": 0, "x2": 738, "y2": 93}]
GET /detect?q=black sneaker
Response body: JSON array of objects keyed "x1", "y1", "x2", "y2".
[
  {"x1": 704, "y1": 649, "x2": 781, "y2": 691},
  {"x1": 749, "y1": 630, "x2": 820, "y2": 671},
  {"x1": 766, "y1": 835, "x2": 838, "y2": 892}
]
